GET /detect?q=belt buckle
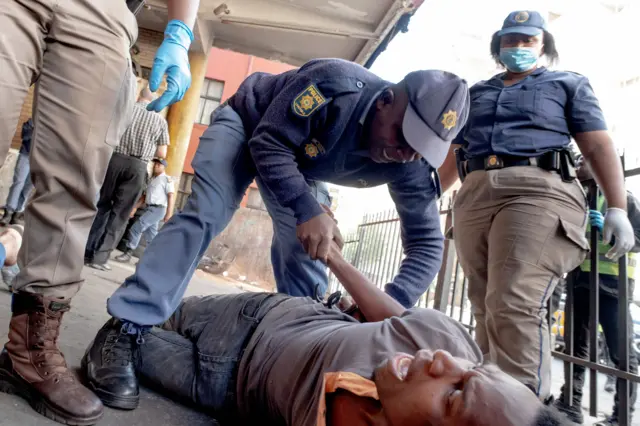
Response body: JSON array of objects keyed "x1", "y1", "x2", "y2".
[{"x1": 484, "y1": 155, "x2": 503, "y2": 170}]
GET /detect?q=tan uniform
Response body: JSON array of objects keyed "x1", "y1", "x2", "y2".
[
  {"x1": 0, "y1": 0, "x2": 137, "y2": 298},
  {"x1": 453, "y1": 167, "x2": 589, "y2": 398}
]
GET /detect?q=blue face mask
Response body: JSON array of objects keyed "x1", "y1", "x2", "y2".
[{"x1": 499, "y1": 47, "x2": 539, "y2": 73}]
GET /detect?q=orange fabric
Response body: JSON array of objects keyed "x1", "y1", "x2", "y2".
[{"x1": 315, "y1": 372, "x2": 379, "y2": 426}]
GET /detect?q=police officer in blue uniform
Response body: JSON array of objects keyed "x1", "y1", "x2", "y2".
[
  {"x1": 83, "y1": 59, "x2": 470, "y2": 410},
  {"x1": 438, "y1": 11, "x2": 634, "y2": 404}
]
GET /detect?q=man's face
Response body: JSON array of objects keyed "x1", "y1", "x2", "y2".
[
  {"x1": 153, "y1": 162, "x2": 165, "y2": 176},
  {"x1": 374, "y1": 350, "x2": 540, "y2": 426},
  {"x1": 367, "y1": 88, "x2": 421, "y2": 164}
]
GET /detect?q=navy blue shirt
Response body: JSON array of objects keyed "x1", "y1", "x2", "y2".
[
  {"x1": 229, "y1": 59, "x2": 443, "y2": 307},
  {"x1": 454, "y1": 67, "x2": 607, "y2": 158}
]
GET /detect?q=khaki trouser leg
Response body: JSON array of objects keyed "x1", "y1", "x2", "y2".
[
  {"x1": 453, "y1": 172, "x2": 494, "y2": 355},
  {"x1": 0, "y1": 2, "x2": 47, "y2": 168},
  {"x1": 455, "y1": 167, "x2": 589, "y2": 399},
  {"x1": 11, "y1": 0, "x2": 137, "y2": 299}
]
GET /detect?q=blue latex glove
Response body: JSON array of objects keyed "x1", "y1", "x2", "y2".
[
  {"x1": 147, "y1": 20, "x2": 194, "y2": 112},
  {"x1": 589, "y1": 209, "x2": 604, "y2": 231}
]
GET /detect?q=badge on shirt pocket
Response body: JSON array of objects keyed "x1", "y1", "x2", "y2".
[
  {"x1": 304, "y1": 138, "x2": 326, "y2": 159},
  {"x1": 292, "y1": 84, "x2": 328, "y2": 117}
]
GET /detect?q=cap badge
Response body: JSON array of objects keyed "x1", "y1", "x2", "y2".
[
  {"x1": 293, "y1": 84, "x2": 328, "y2": 117},
  {"x1": 441, "y1": 110, "x2": 458, "y2": 130},
  {"x1": 515, "y1": 11, "x2": 529, "y2": 23}
]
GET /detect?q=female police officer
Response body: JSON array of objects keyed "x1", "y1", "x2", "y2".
[{"x1": 438, "y1": 10, "x2": 634, "y2": 402}]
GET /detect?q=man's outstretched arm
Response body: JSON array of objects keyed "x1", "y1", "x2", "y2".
[{"x1": 327, "y1": 244, "x2": 405, "y2": 322}]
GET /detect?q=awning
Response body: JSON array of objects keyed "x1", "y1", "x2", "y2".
[{"x1": 138, "y1": 0, "x2": 424, "y2": 66}]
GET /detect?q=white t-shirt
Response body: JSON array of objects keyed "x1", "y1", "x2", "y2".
[{"x1": 146, "y1": 173, "x2": 174, "y2": 206}]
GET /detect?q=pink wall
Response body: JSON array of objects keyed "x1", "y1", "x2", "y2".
[{"x1": 184, "y1": 48, "x2": 296, "y2": 177}]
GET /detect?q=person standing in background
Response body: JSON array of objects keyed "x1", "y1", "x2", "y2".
[
  {"x1": 1, "y1": 118, "x2": 34, "y2": 226},
  {"x1": 85, "y1": 87, "x2": 170, "y2": 271},
  {"x1": 116, "y1": 158, "x2": 175, "y2": 263},
  {"x1": 438, "y1": 10, "x2": 634, "y2": 403},
  {"x1": 554, "y1": 157, "x2": 640, "y2": 426},
  {"x1": 0, "y1": 0, "x2": 200, "y2": 424}
]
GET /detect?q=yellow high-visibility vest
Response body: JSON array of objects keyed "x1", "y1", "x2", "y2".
[{"x1": 580, "y1": 194, "x2": 637, "y2": 277}]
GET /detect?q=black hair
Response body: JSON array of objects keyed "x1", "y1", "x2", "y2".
[
  {"x1": 531, "y1": 406, "x2": 574, "y2": 426},
  {"x1": 490, "y1": 30, "x2": 559, "y2": 68}
]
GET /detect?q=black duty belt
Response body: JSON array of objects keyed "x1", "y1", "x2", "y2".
[
  {"x1": 126, "y1": 0, "x2": 146, "y2": 15},
  {"x1": 147, "y1": 204, "x2": 165, "y2": 208},
  {"x1": 457, "y1": 150, "x2": 577, "y2": 183}
]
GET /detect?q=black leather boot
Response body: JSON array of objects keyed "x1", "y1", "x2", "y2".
[{"x1": 81, "y1": 318, "x2": 141, "y2": 410}]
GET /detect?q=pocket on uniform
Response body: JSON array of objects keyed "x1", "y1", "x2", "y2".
[
  {"x1": 539, "y1": 216, "x2": 589, "y2": 275},
  {"x1": 105, "y1": 59, "x2": 136, "y2": 147},
  {"x1": 538, "y1": 88, "x2": 566, "y2": 118},
  {"x1": 516, "y1": 86, "x2": 542, "y2": 114},
  {"x1": 559, "y1": 217, "x2": 590, "y2": 251}
]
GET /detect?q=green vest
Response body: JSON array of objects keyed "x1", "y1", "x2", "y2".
[{"x1": 580, "y1": 194, "x2": 637, "y2": 277}]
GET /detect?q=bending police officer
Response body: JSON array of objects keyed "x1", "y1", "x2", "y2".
[{"x1": 83, "y1": 60, "x2": 471, "y2": 410}]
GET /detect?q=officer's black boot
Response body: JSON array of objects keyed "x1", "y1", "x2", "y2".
[{"x1": 82, "y1": 318, "x2": 141, "y2": 410}]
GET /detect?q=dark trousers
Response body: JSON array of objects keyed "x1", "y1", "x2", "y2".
[
  {"x1": 138, "y1": 292, "x2": 288, "y2": 421},
  {"x1": 85, "y1": 153, "x2": 147, "y2": 264},
  {"x1": 561, "y1": 283, "x2": 638, "y2": 418}
]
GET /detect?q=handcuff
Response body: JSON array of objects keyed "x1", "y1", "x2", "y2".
[{"x1": 321, "y1": 289, "x2": 360, "y2": 316}]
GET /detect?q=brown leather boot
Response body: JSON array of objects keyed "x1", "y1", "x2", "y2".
[{"x1": 0, "y1": 292, "x2": 103, "y2": 425}]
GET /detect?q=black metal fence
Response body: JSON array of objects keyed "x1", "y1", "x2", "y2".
[
  {"x1": 329, "y1": 179, "x2": 640, "y2": 425},
  {"x1": 328, "y1": 196, "x2": 453, "y2": 310}
]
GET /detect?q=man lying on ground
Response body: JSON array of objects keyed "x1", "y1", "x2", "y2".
[{"x1": 92, "y1": 242, "x2": 571, "y2": 426}]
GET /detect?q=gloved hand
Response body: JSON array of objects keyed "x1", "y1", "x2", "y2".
[
  {"x1": 603, "y1": 208, "x2": 635, "y2": 261},
  {"x1": 147, "y1": 20, "x2": 193, "y2": 112},
  {"x1": 588, "y1": 209, "x2": 604, "y2": 231}
]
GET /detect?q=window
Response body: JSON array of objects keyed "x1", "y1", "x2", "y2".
[{"x1": 195, "y1": 79, "x2": 225, "y2": 125}]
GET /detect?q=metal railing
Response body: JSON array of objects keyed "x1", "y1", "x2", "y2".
[
  {"x1": 329, "y1": 183, "x2": 638, "y2": 424},
  {"x1": 328, "y1": 196, "x2": 454, "y2": 309}
]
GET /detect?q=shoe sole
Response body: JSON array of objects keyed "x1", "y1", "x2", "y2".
[
  {"x1": 80, "y1": 356, "x2": 139, "y2": 411},
  {"x1": 0, "y1": 367, "x2": 103, "y2": 425}
]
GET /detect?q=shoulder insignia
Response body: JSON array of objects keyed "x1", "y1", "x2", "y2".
[{"x1": 292, "y1": 84, "x2": 328, "y2": 118}]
